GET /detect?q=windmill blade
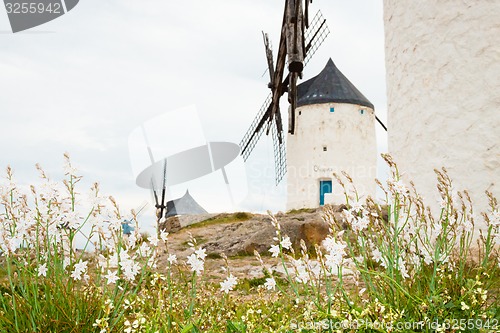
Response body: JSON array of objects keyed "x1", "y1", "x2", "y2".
[
  {"x1": 269, "y1": 22, "x2": 289, "y2": 124},
  {"x1": 304, "y1": 10, "x2": 324, "y2": 44},
  {"x1": 150, "y1": 178, "x2": 160, "y2": 208},
  {"x1": 304, "y1": 10, "x2": 330, "y2": 66},
  {"x1": 136, "y1": 201, "x2": 149, "y2": 214},
  {"x1": 240, "y1": 94, "x2": 272, "y2": 161},
  {"x1": 376, "y1": 116, "x2": 388, "y2": 131},
  {"x1": 263, "y1": 32, "x2": 275, "y2": 86},
  {"x1": 304, "y1": 0, "x2": 310, "y2": 28},
  {"x1": 271, "y1": 120, "x2": 287, "y2": 185},
  {"x1": 241, "y1": 21, "x2": 288, "y2": 160},
  {"x1": 285, "y1": 10, "x2": 328, "y2": 135},
  {"x1": 159, "y1": 159, "x2": 167, "y2": 220},
  {"x1": 288, "y1": 72, "x2": 299, "y2": 134}
]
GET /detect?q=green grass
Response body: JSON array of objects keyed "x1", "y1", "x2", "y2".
[
  {"x1": 182, "y1": 236, "x2": 207, "y2": 246},
  {"x1": 286, "y1": 208, "x2": 317, "y2": 215},
  {"x1": 185, "y1": 212, "x2": 253, "y2": 230}
]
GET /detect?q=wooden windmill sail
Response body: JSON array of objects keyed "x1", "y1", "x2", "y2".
[{"x1": 239, "y1": 1, "x2": 330, "y2": 185}]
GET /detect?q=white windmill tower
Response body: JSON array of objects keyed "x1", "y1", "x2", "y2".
[
  {"x1": 384, "y1": 0, "x2": 500, "y2": 227},
  {"x1": 286, "y1": 59, "x2": 379, "y2": 210}
]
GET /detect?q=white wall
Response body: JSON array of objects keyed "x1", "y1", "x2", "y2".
[
  {"x1": 384, "y1": 0, "x2": 500, "y2": 226},
  {"x1": 286, "y1": 102, "x2": 377, "y2": 210}
]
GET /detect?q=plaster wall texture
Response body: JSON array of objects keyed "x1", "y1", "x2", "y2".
[
  {"x1": 286, "y1": 102, "x2": 377, "y2": 210},
  {"x1": 384, "y1": 0, "x2": 500, "y2": 225}
]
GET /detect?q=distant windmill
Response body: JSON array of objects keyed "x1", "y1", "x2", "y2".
[
  {"x1": 239, "y1": 0, "x2": 330, "y2": 184},
  {"x1": 129, "y1": 106, "x2": 243, "y2": 235}
]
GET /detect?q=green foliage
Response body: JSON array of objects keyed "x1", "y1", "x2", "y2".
[
  {"x1": 187, "y1": 212, "x2": 253, "y2": 229},
  {"x1": 286, "y1": 208, "x2": 316, "y2": 215},
  {"x1": 0, "y1": 155, "x2": 498, "y2": 332}
]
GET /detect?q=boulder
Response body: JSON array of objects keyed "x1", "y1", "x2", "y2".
[{"x1": 159, "y1": 216, "x2": 181, "y2": 233}]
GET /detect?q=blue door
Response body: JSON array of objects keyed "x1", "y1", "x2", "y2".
[{"x1": 319, "y1": 180, "x2": 332, "y2": 206}]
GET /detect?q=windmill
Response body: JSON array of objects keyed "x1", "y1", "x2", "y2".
[
  {"x1": 239, "y1": 0, "x2": 330, "y2": 185},
  {"x1": 130, "y1": 107, "x2": 242, "y2": 235}
]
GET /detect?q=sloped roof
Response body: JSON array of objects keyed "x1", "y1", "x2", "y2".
[
  {"x1": 297, "y1": 58, "x2": 374, "y2": 109},
  {"x1": 166, "y1": 190, "x2": 207, "y2": 218}
]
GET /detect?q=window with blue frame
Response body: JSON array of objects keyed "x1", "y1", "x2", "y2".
[
  {"x1": 359, "y1": 109, "x2": 365, "y2": 115},
  {"x1": 330, "y1": 107, "x2": 335, "y2": 113}
]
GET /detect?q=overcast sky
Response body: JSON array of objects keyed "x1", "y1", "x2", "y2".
[{"x1": 0, "y1": 0, "x2": 387, "y2": 229}]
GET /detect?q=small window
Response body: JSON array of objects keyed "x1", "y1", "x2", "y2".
[
  {"x1": 299, "y1": 111, "x2": 302, "y2": 115},
  {"x1": 359, "y1": 109, "x2": 365, "y2": 115},
  {"x1": 330, "y1": 107, "x2": 335, "y2": 113},
  {"x1": 323, "y1": 146, "x2": 327, "y2": 152}
]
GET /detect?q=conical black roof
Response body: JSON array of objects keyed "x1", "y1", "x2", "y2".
[
  {"x1": 166, "y1": 190, "x2": 208, "y2": 218},
  {"x1": 297, "y1": 58, "x2": 374, "y2": 109}
]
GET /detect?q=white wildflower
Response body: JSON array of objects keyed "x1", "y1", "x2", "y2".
[
  {"x1": 435, "y1": 223, "x2": 442, "y2": 235},
  {"x1": 108, "y1": 253, "x2": 119, "y2": 268},
  {"x1": 220, "y1": 274, "x2": 238, "y2": 293},
  {"x1": 269, "y1": 244, "x2": 280, "y2": 258},
  {"x1": 62, "y1": 211, "x2": 81, "y2": 230},
  {"x1": 195, "y1": 247, "x2": 207, "y2": 261},
  {"x1": 493, "y1": 233, "x2": 500, "y2": 247},
  {"x1": 491, "y1": 210, "x2": 500, "y2": 227},
  {"x1": 160, "y1": 230, "x2": 169, "y2": 242},
  {"x1": 127, "y1": 233, "x2": 137, "y2": 248},
  {"x1": 325, "y1": 252, "x2": 343, "y2": 271},
  {"x1": 295, "y1": 266, "x2": 309, "y2": 284},
  {"x1": 71, "y1": 260, "x2": 88, "y2": 281},
  {"x1": 38, "y1": 263, "x2": 48, "y2": 277},
  {"x1": 397, "y1": 257, "x2": 409, "y2": 279},
  {"x1": 7, "y1": 236, "x2": 21, "y2": 253},
  {"x1": 462, "y1": 220, "x2": 473, "y2": 234},
  {"x1": 421, "y1": 247, "x2": 433, "y2": 265},
  {"x1": 392, "y1": 180, "x2": 409, "y2": 196},
  {"x1": 105, "y1": 270, "x2": 119, "y2": 285},
  {"x1": 120, "y1": 259, "x2": 140, "y2": 281},
  {"x1": 352, "y1": 215, "x2": 369, "y2": 232},
  {"x1": 290, "y1": 258, "x2": 309, "y2": 284},
  {"x1": 148, "y1": 234, "x2": 159, "y2": 247},
  {"x1": 187, "y1": 253, "x2": 204, "y2": 276},
  {"x1": 322, "y1": 236, "x2": 346, "y2": 255},
  {"x1": 280, "y1": 236, "x2": 292, "y2": 250},
  {"x1": 147, "y1": 254, "x2": 157, "y2": 269},
  {"x1": 264, "y1": 277, "x2": 276, "y2": 291},
  {"x1": 119, "y1": 250, "x2": 131, "y2": 262},
  {"x1": 139, "y1": 242, "x2": 151, "y2": 256},
  {"x1": 341, "y1": 209, "x2": 355, "y2": 224},
  {"x1": 308, "y1": 260, "x2": 322, "y2": 279},
  {"x1": 350, "y1": 201, "x2": 364, "y2": 213},
  {"x1": 371, "y1": 248, "x2": 382, "y2": 263},
  {"x1": 63, "y1": 257, "x2": 71, "y2": 269},
  {"x1": 167, "y1": 254, "x2": 177, "y2": 265}
]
